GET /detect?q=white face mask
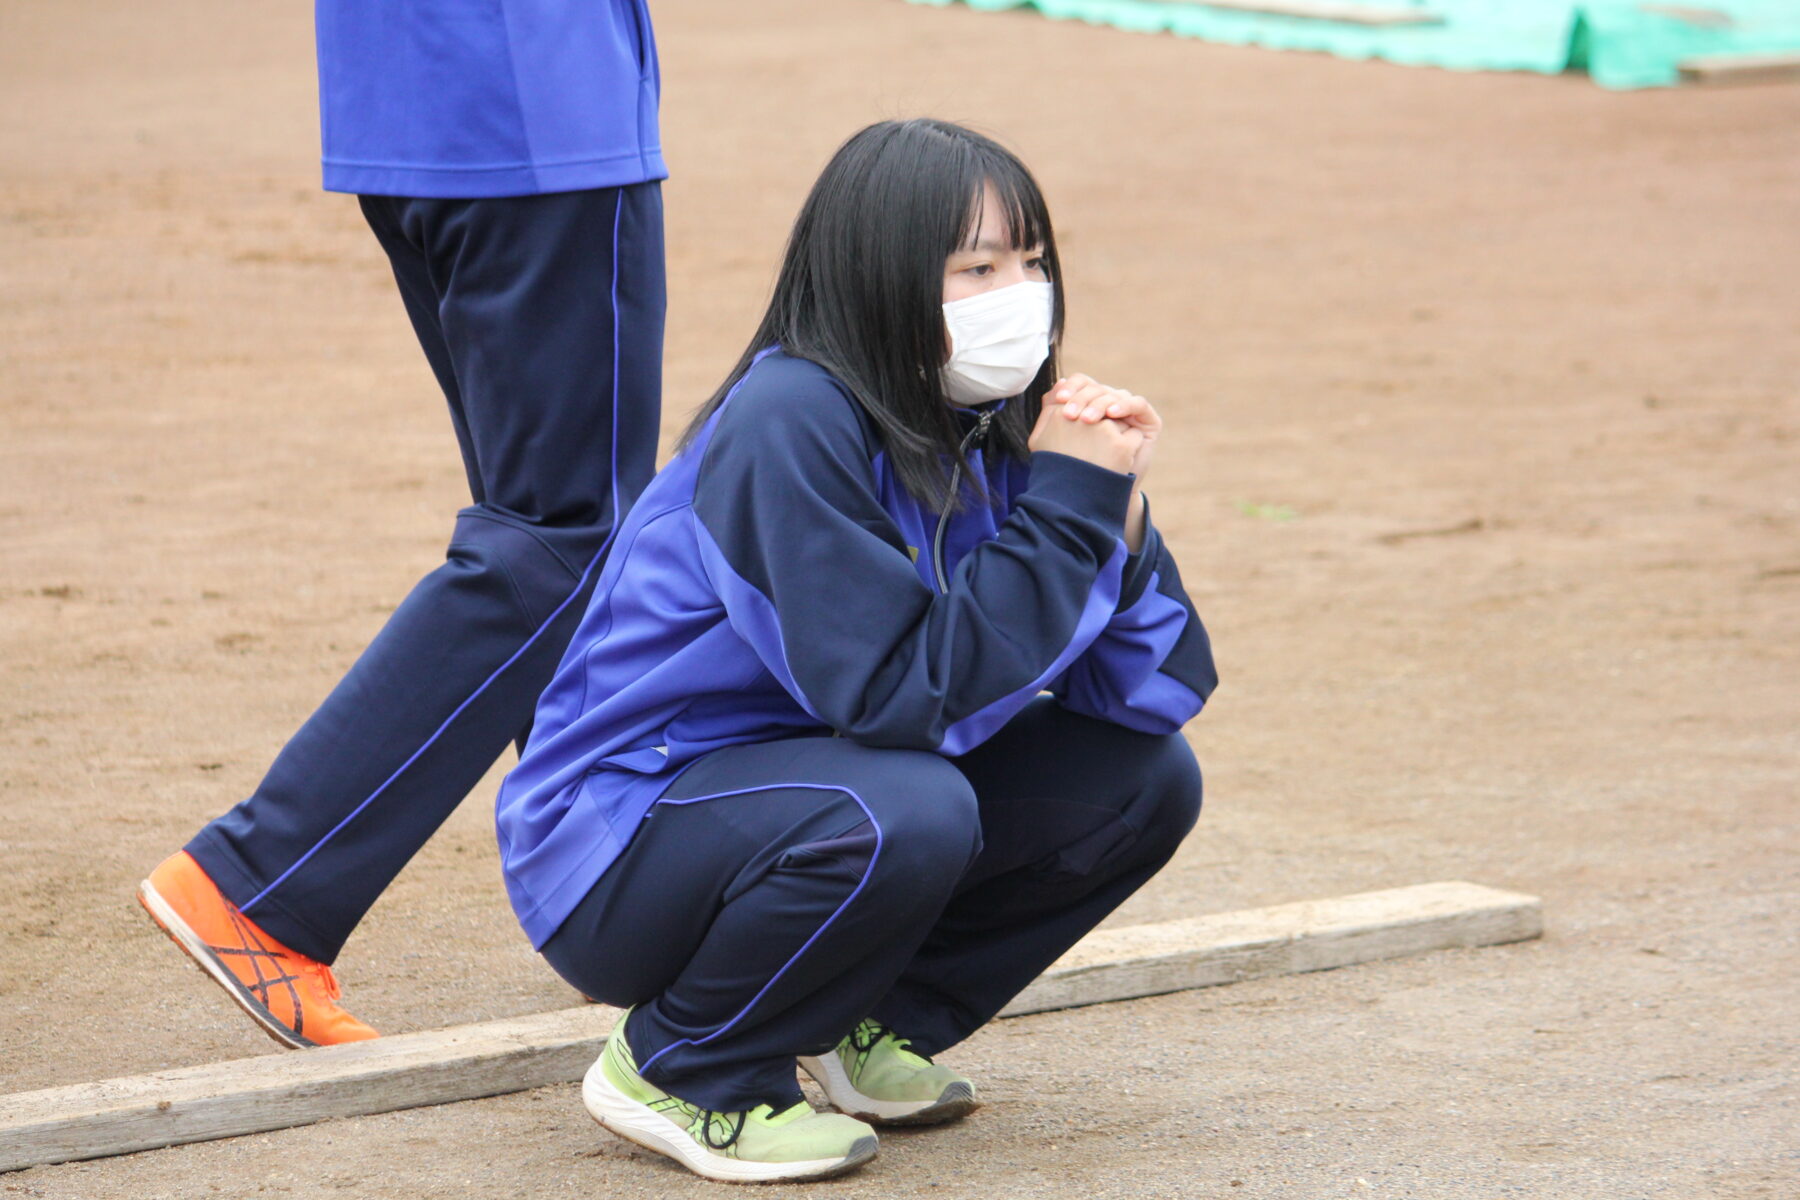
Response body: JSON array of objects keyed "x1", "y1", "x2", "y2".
[{"x1": 939, "y1": 281, "x2": 1054, "y2": 406}]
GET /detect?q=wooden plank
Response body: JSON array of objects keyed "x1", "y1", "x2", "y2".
[
  {"x1": 1002, "y1": 880, "x2": 1541, "y2": 1016},
  {"x1": 1141, "y1": 0, "x2": 1444, "y2": 28},
  {"x1": 0, "y1": 882, "x2": 1539, "y2": 1173},
  {"x1": 1679, "y1": 53, "x2": 1800, "y2": 86},
  {"x1": 1640, "y1": 4, "x2": 1734, "y2": 28},
  {"x1": 0, "y1": 1006, "x2": 617, "y2": 1175}
]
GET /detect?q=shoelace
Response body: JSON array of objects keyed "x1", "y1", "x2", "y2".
[
  {"x1": 694, "y1": 1105, "x2": 746, "y2": 1151},
  {"x1": 649, "y1": 1096, "x2": 749, "y2": 1152},
  {"x1": 300, "y1": 957, "x2": 344, "y2": 1002},
  {"x1": 848, "y1": 1018, "x2": 889, "y2": 1055},
  {"x1": 842, "y1": 1021, "x2": 928, "y2": 1065}
]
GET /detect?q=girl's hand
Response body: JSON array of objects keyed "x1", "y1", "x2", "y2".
[
  {"x1": 1048, "y1": 375, "x2": 1161, "y2": 485},
  {"x1": 1029, "y1": 395, "x2": 1144, "y2": 475}
]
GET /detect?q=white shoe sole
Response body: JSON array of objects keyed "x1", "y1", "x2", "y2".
[
  {"x1": 582, "y1": 1051, "x2": 878, "y2": 1183},
  {"x1": 136, "y1": 878, "x2": 313, "y2": 1049},
  {"x1": 797, "y1": 1052, "x2": 979, "y2": 1127}
]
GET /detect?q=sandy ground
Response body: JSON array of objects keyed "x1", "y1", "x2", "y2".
[{"x1": 2, "y1": 0, "x2": 1797, "y2": 1196}]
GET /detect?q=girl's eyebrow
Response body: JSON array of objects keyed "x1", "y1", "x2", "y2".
[{"x1": 958, "y1": 237, "x2": 1040, "y2": 254}]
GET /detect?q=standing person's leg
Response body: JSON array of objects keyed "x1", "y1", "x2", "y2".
[
  {"x1": 865, "y1": 696, "x2": 1202, "y2": 1056},
  {"x1": 538, "y1": 735, "x2": 983, "y2": 1181},
  {"x1": 139, "y1": 185, "x2": 665, "y2": 1047}
]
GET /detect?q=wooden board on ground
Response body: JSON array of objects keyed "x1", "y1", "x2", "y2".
[
  {"x1": 1640, "y1": 4, "x2": 1734, "y2": 27},
  {"x1": 1000, "y1": 879, "x2": 1541, "y2": 1015},
  {"x1": 0, "y1": 881, "x2": 1540, "y2": 1174},
  {"x1": 0, "y1": 1006, "x2": 618, "y2": 1176},
  {"x1": 1679, "y1": 53, "x2": 1800, "y2": 85},
  {"x1": 1142, "y1": 0, "x2": 1444, "y2": 27}
]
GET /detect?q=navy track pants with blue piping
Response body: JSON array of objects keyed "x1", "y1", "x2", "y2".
[
  {"x1": 540, "y1": 696, "x2": 1203, "y2": 1112},
  {"x1": 186, "y1": 184, "x2": 665, "y2": 965}
]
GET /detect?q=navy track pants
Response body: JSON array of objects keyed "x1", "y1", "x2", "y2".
[
  {"x1": 540, "y1": 697, "x2": 1202, "y2": 1112},
  {"x1": 187, "y1": 184, "x2": 666, "y2": 964}
]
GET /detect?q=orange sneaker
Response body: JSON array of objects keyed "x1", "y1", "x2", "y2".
[{"x1": 136, "y1": 851, "x2": 379, "y2": 1048}]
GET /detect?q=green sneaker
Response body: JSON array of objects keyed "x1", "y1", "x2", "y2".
[
  {"x1": 583, "y1": 1009, "x2": 878, "y2": 1183},
  {"x1": 798, "y1": 1019, "x2": 979, "y2": 1127}
]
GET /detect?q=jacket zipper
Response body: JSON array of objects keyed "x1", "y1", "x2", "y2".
[{"x1": 931, "y1": 410, "x2": 995, "y2": 593}]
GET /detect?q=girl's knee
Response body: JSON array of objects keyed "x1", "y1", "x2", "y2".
[
  {"x1": 861, "y1": 752, "x2": 982, "y2": 894},
  {"x1": 1137, "y1": 733, "x2": 1202, "y2": 845}
]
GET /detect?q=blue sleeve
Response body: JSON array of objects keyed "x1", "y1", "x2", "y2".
[
  {"x1": 690, "y1": 361, "x2": 1136, "y2": 756},
  {"x1": 1050, "y1": 502, "x2": 1217, "y2": 734}
]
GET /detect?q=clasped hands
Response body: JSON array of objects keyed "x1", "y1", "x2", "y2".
[{"x1": 1027, "y1": 373, "x2": 1159, "y2": 550}]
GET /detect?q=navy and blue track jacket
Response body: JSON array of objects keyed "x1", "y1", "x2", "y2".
[{"x1": 496, "y1": 350, "x2": 1218, "y2": 945}]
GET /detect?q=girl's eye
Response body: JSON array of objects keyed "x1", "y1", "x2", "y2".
[
  {"x1": 1026, "y1": 257, "x2": 1048, "y2": 273},
  {"x1": 966, "y1": 263, "x2": 993, "y2": 276}
]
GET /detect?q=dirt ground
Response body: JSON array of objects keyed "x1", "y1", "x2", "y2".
[{"x1": 2, "y1": 0, "x2": 1796, "y2": 1196}]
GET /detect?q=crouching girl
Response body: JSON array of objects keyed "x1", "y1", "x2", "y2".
[{"x1": 494, "y1": 118, "x2": 1217, "y2": 1183}]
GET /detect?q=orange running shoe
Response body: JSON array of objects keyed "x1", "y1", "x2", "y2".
[{"x1": 137, "y1": 851, "x2": 379, "y2": 1048}]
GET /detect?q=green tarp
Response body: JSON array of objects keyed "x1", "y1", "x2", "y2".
[{"x1": 907, "y1": 0, "x2": 1800, "y2": 88}]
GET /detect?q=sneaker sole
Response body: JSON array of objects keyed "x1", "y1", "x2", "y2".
[
  {"x1": 797, "y1": 1054, "x2": 980, "y2": 1127},
  {"x1": 582, "y1": 1055, "x2": 877, "y2": 1183},
  {"x1": 136, "y1": 878, "x2": 315, "y2": 1050}
]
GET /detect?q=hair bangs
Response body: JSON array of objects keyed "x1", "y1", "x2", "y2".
[{"x1": 956, "y1": 147, "x2": 1053, "y2": 259}]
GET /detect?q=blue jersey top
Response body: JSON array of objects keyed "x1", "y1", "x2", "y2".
[
  {"x1": 495, "y1": 351, "x2": 1218, "y2": 945},
  {"x1": 315, "y1": 0, "x2": 666, "y2": 198}
]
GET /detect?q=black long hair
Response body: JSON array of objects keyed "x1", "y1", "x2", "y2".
[{"x1": 678, "y1": 118, "x2": 1066, "y2": 509}]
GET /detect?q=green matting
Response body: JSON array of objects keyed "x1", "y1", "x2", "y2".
[{"x1": 908, "y1": 0, "x2": 1800, "y2": 88}]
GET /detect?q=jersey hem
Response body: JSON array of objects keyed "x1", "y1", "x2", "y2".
[{"x1": 323, "y1": 149, "x2": 669, "y2": 199}]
